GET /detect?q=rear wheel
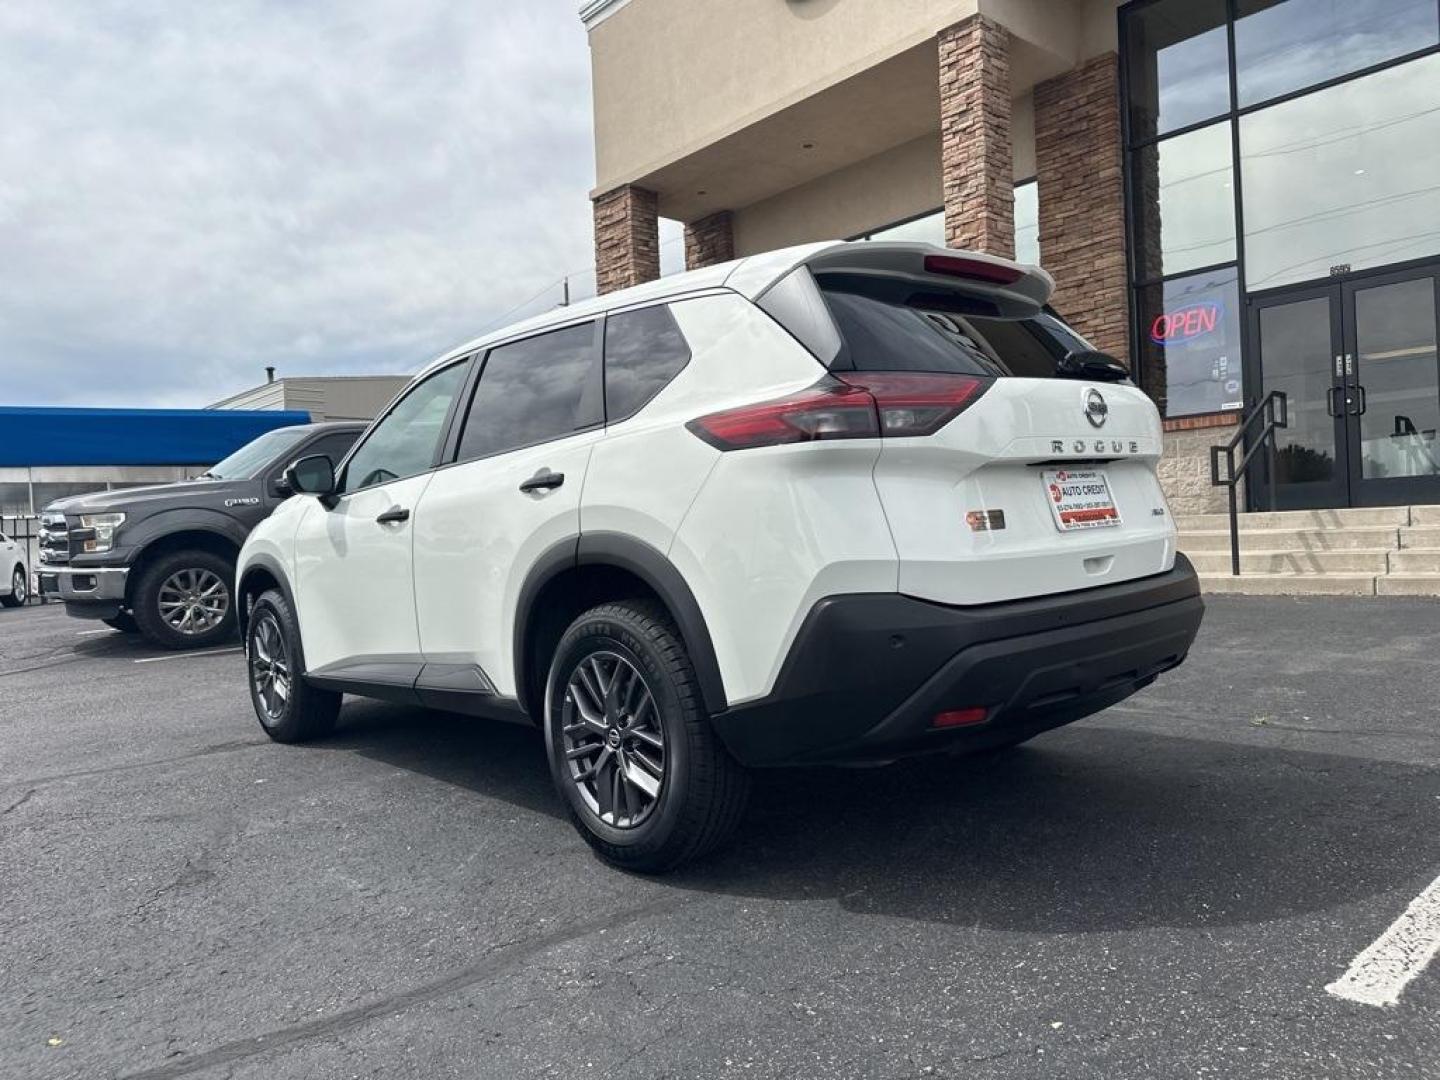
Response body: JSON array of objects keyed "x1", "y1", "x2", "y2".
[
  {"x1": 0, "y1": 565, "x2": 25, "y2": 607},
  {"x1": 132, "y1": 549, "x2": 236, "y2": 649},
  {"x1": 544, "y1": 600, "x2": 750, "y2": 872},
  {"x1": 246, "y1": 588, "x2": 340, "y2": 743}
]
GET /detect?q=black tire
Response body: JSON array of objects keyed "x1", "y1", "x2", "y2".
[
  {"x1": 0, "y1": 565, "x2": 25, "y2": 608},
  {"x1": 131, "y1": 549, "x2": 237, "y2": 649},
  {"x1": 246, "y1": 588, "x2": 340, "y2": 743},
  {"x1": 544, "y1": 600, "x2": 750, "y2": 873},
  {"x1": 103, "y1": 612, "x2": 141, "y2": 634}
]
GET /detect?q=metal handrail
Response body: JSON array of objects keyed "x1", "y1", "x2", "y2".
[{"x1": 1208, "y1": 391, "x2": 1288, "y2": 576}]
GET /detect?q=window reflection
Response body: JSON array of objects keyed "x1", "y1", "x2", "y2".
[
  {"x1": 1131, "y1": 121, "x2": 1237, "y2": 280},
  {"x1": 1241, "y1": 54, "x2": 1440, "y2": 290},
  {"x1": 1235, "y1": 0, "x2": 1438, "y2": 107},
  {"x1": 863, "y1": 211, "x2": 945, "y2": 245},
  {"x1": 1123, "y1": 0, "x2": 1230, "y2": 139},
  {"x1": 1354, "y1": 278, "x2": 1440, "y2": 479}
]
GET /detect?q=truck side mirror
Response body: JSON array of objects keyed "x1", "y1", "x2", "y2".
[
  {"x1": 269, "y1": 476, "x2": 293, "y2": 499},
  {"x1": 284, "y1": 455, "x2": 336, "y2": 499}
]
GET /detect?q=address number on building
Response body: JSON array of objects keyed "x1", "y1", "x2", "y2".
[{"x1": 1042, "y1": 469, "x2": 1121, "y2": 532}]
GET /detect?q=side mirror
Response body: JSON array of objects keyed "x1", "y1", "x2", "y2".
[
  {"x1": 284, "y1": 455, "x2": 336, "y2": 499},
  {"x1": 1057, "y1": 349, "x2": 1130, "y2": 383}
]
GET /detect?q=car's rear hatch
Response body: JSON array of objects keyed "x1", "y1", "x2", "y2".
[{"x1": 751, "y1": 243, "x2": 1176, "y2": 605}]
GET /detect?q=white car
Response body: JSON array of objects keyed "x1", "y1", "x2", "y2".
[
  {"x1": 236, "y1": 241, "x2": 1203, "y2": 871},
  {"x1": 1, "y1": 531, "x2": 28, "y2": 608}
]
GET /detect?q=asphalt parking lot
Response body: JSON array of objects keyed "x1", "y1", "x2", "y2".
[{"x1": 2, "y1": 596, "x2": 1438, "y2": 1079}]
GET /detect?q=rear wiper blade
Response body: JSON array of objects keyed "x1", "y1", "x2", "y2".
[{"x1": 1055, "y1": 350, "x2": 1130, "y2": 383}]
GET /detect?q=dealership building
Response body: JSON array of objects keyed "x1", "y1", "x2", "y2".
[{"x1": 580, "y1": 0, "x2": 1440, "y2": 523}]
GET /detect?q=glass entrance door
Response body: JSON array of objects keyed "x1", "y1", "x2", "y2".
[{"x1": 1250, "y1": 264, "x2": 1440, "y2": 509}]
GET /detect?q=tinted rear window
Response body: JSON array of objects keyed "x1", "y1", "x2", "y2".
[{"x1": 813, "y1": 275, "x2": 1101, "y2": 379}]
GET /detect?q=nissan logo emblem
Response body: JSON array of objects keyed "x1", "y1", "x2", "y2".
[{"x1": 1084, "y1": 388, "x2": 1108, "y2": 428}]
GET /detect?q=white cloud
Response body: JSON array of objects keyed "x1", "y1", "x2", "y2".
[{"x1": 0, "y1": 0, "x2": 642, "y2": 407}]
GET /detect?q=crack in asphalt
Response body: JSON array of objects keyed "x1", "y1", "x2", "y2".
[
  {"x1": 117, "y1": 894, "x2": 694, "y2": 1080},
  {"x1": 1, "y1": 787, "x2": 35, "y2": 816},
  {"x1": 4, "y1": 739, "x2": 269, "y2": 790}
]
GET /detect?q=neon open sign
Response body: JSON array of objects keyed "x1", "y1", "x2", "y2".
[{"x1": 1151, "y1": 301, "x2": 1222, "y2": 345}]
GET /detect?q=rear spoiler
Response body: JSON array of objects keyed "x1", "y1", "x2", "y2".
[{"x1": 725, "y1": 240, "x2": 1054, "y2": 319}]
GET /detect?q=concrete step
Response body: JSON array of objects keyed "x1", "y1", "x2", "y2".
[
  {"x1": 1411, "y1": 505, "x2": 1440, "y2": 526},
  {"x1": 1187, "y1": 549, "x2": 1391, "y2": 574},
  {"x1": 1178, "y1": 526, "x2": 1400, "y2": 552},
  {"x1": 1198, "y1": 572, "x2": 1377, "y2": 596},
  {"x1": 1174, "y1": 507, "x2": 1411, "y2": 532},
  {"x1": 1376, "y1": 574, "x2": 1440, "y2": 597},
  {"x1": 1388, "y1": 549, "x2": 1440, "y2": 573},
  {"x1": 1399, "y1": 526, "x2": 1440, "y2": 549}
]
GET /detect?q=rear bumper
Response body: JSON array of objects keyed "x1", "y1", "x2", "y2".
[
  {"x1": 37, "y1": 566, "x2": 129, "y2": 618},
  {"x1": 711, "y1": 555, "x2": 1203, "y2": 766}
]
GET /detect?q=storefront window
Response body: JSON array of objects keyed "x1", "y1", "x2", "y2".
[
  {"x1": 1241, "y1": 53, "x2": 1440, "y2": 290},
  {"x1": 1131, "y1": 120, "x2": 1237, "y2": 281},
  {"x1": 1235, "y1": 0, "x2": 1438, "y2": 108},
  {"x1": 1136, "y1": 267, "x2": 1245, "y2": 419},
  {"x1": 1123, "y1": 0, "x2": 1230, "y2": 140},
  {"x1": 1013, "y1": 180, "x2": 1039, "y2": 266}
]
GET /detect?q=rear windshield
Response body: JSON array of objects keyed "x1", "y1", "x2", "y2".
[{"x1": 766, "y1": 269, "x2": 1110, "y2": 380}]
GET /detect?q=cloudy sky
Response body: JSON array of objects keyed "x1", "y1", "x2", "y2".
[{"x1": 0, "y1": 0, "x2": 682, "y2": 409}]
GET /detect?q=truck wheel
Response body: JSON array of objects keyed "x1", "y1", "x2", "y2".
[
  {"x1": 132, "y1": 549, "x2": 237, "y2": 649},
  {"x1": 1, "y1": 565, "x2": 26, "y2": 607},
  {"x1": 103, "y1": 612, "x2": 141, "y2": 634},
  {"x1": 246, "y1": 588, "x2": 340, "y2": 743},
  {"x1": 543, "y1": 600, "x2": 750, "y2": 873}
]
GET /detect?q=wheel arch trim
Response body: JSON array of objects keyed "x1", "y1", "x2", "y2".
[{"x1": 512, "y1": 532, "x2": 728, "y2": 718}]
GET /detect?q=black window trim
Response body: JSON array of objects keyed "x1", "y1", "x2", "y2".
[
  {"x1": 335, "y1": 355, "x2": 476, "y2": 497},
  {"x1": 445, "y1": 318, "x2": 605, "y2": 467}
]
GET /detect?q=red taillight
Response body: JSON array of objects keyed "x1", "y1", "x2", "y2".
[
  {"x1": 838, "y1": 372, "x2": 988, "y2": 437},
  {"x1": 923, "y1": 254, "x2": 1025, "y2": 285},
  {"x1": 687, "y1": 374, "x2": 988, "y2": 450},
  {"x1": 932, "y1": 707, "x2": 989, "y2": 729}
]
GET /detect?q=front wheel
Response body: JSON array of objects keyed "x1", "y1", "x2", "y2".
[
  {"x1": 246, "y1": 588, "x2": 340, "y2": 743},
  {"x1": 0, "y1": 566, "x2": 25, "y2": 607},
  {"x1": 544, "y1": 600, "x2": 750, "y2": 873},
  {"x1": 132, "y1": 550, "x2": 237, "y2": 649}
]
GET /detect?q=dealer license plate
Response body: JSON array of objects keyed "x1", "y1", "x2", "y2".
[{"x1": 1042, "y1": 469, "x2": 1121, "y2": 531}]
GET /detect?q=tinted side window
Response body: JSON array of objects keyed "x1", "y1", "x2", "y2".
[
  {"x1": 342, "y1": 362, "x2": 468, "y2": 492},
  {"x1": 303, "y1": 431, "x2": 361, "y2": 468},
  {"x1": 457, "y1": 323, "x2": 601, "y2": 462},
  {"x1": 604, "y1": 305, "x2": 691, "y2": 422}
]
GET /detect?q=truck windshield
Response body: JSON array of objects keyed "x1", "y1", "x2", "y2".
[{"x1": 203, "y1": 427, "x2": 311, "y2": 480}]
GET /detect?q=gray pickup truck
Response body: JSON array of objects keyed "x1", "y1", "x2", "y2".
[{"x1": 38, "y1": 421, "x2": 363, "y2": 649}]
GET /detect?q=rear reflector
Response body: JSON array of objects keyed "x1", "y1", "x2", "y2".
[
  {"x1": 687, "y1": 373, "x2": 989, "y2": 451},
  {"x1": 923, "y1": 254, "x2": 1025, "y2": 285},
  {"x1": 932, "y1": 707, "x2": 989, "y2": 729}
]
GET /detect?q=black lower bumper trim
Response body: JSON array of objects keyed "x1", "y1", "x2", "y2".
[{"x1": 711, "y1": 556, "x2": 1203, "y2": 766}]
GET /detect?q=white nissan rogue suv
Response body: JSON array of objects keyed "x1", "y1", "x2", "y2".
[{"x1": 236, "y1": 241, "x2": 1203, "y2": 871}]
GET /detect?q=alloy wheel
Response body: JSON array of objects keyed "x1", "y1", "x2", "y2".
[
  {"x1": 249, "y1": 612, "x2": 291, "y2": 721},
  {"x1": 12, "y1": 569, "x2": 25, "y2": 604},
  {"x1": 561, "y1": 651, "x2": 666, "y2": 828},
  {"x1": 157, "y1": 568, "x2": 229, "y2": 635}
]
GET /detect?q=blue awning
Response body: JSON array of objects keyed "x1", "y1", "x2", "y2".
[{"x1": 0, "y1": 407, "x2": 315, "y2": 467}]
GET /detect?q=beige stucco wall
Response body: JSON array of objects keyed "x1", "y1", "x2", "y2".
[
  {"x1": 732, "y1": 134, "x2": 942, "y2": 256},
  {"x1": 588, "y1": 0, "x2": 1121, "y2": 200}
]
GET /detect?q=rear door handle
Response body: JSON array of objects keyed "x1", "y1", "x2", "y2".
[
  {"x1": 375, "y1": 506, "x2": 410, "y2": 524},
  {"x1": 519, "y1": 470, "x2": 565, "y2": 493}
]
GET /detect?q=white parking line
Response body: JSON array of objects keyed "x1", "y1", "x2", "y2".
[
  {"x1": 1326, "y1": 872, "x2": 1440, "y2": 1008},
  {"x1": 133, "y1": 648, "x2": 243, "y2": 664},
  {"x1": 76, "y1": 628, "x2": 112, "y2": 636}
]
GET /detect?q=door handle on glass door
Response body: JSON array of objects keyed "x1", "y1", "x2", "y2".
[
  {"x1": 375, "y1": 506, "x2": 410, "y2": 524},
  {"x1": 519, "y1": 470, "x2": 565, "y2": 493},
  {"x1": 1351, "y1": 385, "x2": 1367, "y2": 416},
  {"x1": 1327, "y1": 386, "x2": 1345, "y2": 418}
]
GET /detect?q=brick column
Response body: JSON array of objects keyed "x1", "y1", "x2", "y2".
[
  {"x1": 593, "y1": 184, "x2": 660, "y2": 295},
  {"x1": 684, "y1": 210, "x2": 735, "y2": 270},
  {"x1": 938, "y1": 15, "x2": 1014, "y2": 258},
  {"x1": 1034, "y1": 54, "x2": 1130, "y2": 362}
]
